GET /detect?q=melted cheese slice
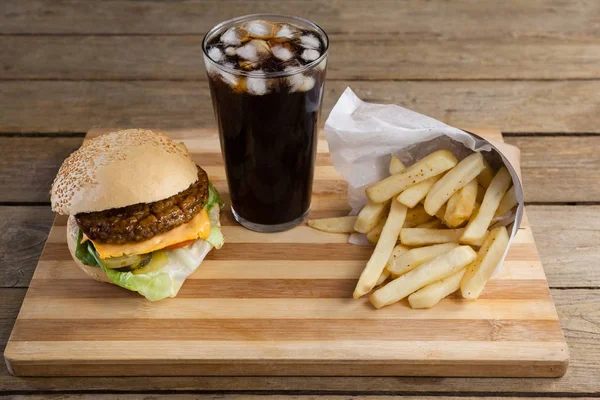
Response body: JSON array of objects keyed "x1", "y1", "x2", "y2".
[{"x1": 91, "y1": 208, "x2": 211, "y2": 259}]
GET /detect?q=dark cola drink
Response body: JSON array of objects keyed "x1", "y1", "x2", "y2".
[{"x1": 203, "y1": 15, "x2": 328, "y2": 232}]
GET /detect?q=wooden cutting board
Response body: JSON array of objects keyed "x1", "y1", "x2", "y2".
[{"x1": 4, "y1": 128, "x2": 569, "y2": 377}]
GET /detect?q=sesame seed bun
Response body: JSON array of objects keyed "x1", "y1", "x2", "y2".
[
  {"x1": 51, "y1": 129, "x2": 198, "y2": 215},
  {"x1": 66, "y1": 215, "x2": 112, "y2": 285}
]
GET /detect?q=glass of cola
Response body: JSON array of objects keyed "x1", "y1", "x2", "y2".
[{"x1": 203, "y1": 14, "x2": 329, "y2": 232}]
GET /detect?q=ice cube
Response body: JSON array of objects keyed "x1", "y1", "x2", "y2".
[
  {"x1": 299, "y1": 76, "x2": 315, "y2": 91},
  {"x1": 301, "y1": 49, "x2": 320, "y2": 62},
  {"x1": 239, "y1": 60, "x2": 258, "y2": 71},
  {"x1": 221, "y1": 27, "x2": 245, "y2": 46},
  {"x1": 250, "y1": 39, "x2": 271, "y2": 57},
  {"x1": 246, "y1": 71, "x2": 269, "y2": 95},
  {"x1": 225, "y1": 47, "x2": 237, "y2": 56},
  {"x1": 219, "y1": 69, "x2": 238, "y2": 87},
  {"x1": 236, "y1": 42, "x2": 259, "y2": 62},
  {"x1": 272, "y1": 45, "x2": 293, "y2": 61},
  {"x1": 207, "y1": 47, "x2": 224, "y2": 62},
  {"x1": 285, "y1": 68, "x2": 316, "y2": 93},
  {"x1": 299, "y1": 34, "x2": 320, "y2": 49},
  {"x1": 245, "y1": 20, "x2": 275, "y2": 39},
  {"x1": 275, "y1": 24, "x2": 298, "y2": 39}
]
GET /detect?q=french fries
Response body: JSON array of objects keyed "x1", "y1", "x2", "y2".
[
  {"x1": 397, "y1": 175, "x2": 440, "y2": 208},
  {"x1": 461, "y1": 226, "x2": 509, "y2": 299},
  {"x1": 307, "y1": 146, "x2": 516, "y2": 311},
  {"x1": 387, "y1": 242, "x2": 460, "y2": 277},
  {"x1": 353, "y1": 199, "x2": 407, "y2": 299},
  {"x1": 354, "y1": 201, "x2": 389, "y2": 233},
  {"x1": 385, "y1": 244, "x2": 410, "y2": 273},
  {"x1": 369, "y1": 245, "x2": 477, "y2": 308},
  {"x1": 400, "y1": 228, "x2": 464, "y2": 246},
  {"x1": 308, "y1": 216, "x2": 358, "y2": 233},
  {"x1": 366, "y1": 150, "x2": 458, "y2": 203},
  {"x1": 424, "y1": 152, "x2": 485, "y2": 216},
  {"x1": 478, "y1": 158, "x2": 494, "y2": 188},
  {"x1": 376, "y1": 268, "x2": 391, "y2": 286},
  {"x1": 402, "y1": 204, "x2": 433, "y2": 228},
  {"x1": 444, "y1": 178, "x2": 478, "y2": 227},
  {"x1": 408, "y1": 268, "x2": 466, "y2": 309},
  {"x1": 495, "y1": 185, "x2": 517, "y2": 217},
  {"x1": 461, "y1": 167, "x2": 512, "y2": 242},
  {"x1": 366, "y1": 217, "x2": 386, "y2": 244},
  {"x1": 389, "y1": 155, "x2": 406, "y2": 175}
]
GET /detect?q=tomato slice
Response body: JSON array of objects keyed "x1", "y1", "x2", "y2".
[{"x1": 163, "y1": 239, "x2": 196, "y2": 250}]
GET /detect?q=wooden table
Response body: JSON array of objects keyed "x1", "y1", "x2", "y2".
[{"x1": 0, "y1": 1, "x2": 598, "y2": 398}]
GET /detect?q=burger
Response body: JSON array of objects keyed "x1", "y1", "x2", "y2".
[{"x1": 51, "y1": 129, "x2": 224, "y2": 301}]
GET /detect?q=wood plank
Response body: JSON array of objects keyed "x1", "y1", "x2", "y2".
[
  {"x1": 1, "y1": 397, "x2": 597, "y2": 400},
  {"x1": 505, "y1": 136, "x2": 600, "y2": 202},
  {"x1": 0, "y1": 289, "x2": 595, "y2": 392},
  {"x1": 0, "y1": 207, "x2": 55, "y2": 288},
  {"x1": 0, "y1": 397, "x2": 595, "y2": 400},
  {"x1": 0, "y1": 137, "x2": 82, "y2": 202},
  {"x1": 3, "y1": 35, "x2": 600, "y2": 80},
  {"x1": 1, "y1": 0, "x2": 598, "y2": 37},
  {"x1": 528, "y1": 205, "x2": 600, "y2": 288},
  {"x1": 2, "y1": 81, "x2": 600, "y2": 133},
  {"x1": 3, "y1": 135, "x2": 600, "y2": 204}
]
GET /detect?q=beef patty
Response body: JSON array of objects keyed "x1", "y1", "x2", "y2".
[{"x1": 76, "y1": 166, "x2": 209, "y2": 244}]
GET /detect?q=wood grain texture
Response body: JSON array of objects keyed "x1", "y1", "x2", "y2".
[
  {"x1": 0, "y1": 207, "x2": 55, "y2": 288},
  {"x1": 528, "y1": 206, "x2": 600, "y2": 288},
  {"x1": 5, "y1": 135, "x2": 600, "y2": 203},
  {"x1": 2, "y1": 81, "x2": 600, "y2": 133},
  {"x1": 0, "y1": 137, "x2": 82, "y2": 202},
  {"x1": 4, "y1": 129, "x2": 569, "y2": 377},
  {"x1": 1, "y1": 396, "x2": 597, "y2": 400},
  {"x1": 505, "y1": 136, "x2": 600, "y2": 203},
  {"x1": 4, "y1": 36, "x2": 600, "y2": 80},
  {"x1": 1, "y1": 0, "x2": 599, "y2": 37},
  {"x1": 0, "y1": 289, "x2": 597, "y2": 392}
]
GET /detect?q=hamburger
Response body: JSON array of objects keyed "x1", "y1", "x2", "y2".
[{"x1": 51, "y1": 129, "x2": 224, "y2": 301}]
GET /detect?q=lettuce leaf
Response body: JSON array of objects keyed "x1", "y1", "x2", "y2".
[
  {"x1": 205, "y1": 204, "x2": 224, "y2": 249},
  {"x1": 76, "y1": 229, "x2": 99, "y2": 267},
  {"x1": 206, "y1": 181, "x2": 224, "y2": 212},
  {"x1": 88, "y1": 240, "x2": 213, "y2": 301}
]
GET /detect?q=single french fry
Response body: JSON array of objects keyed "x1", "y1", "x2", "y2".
[
  {"x1": 376, "y1": 268, "x2": 391, "y2": 286},
  {"x1": 408, "y1": 268, "x2": 467, "y2": 309},
  {"x1": 389, "y1": 155, "x2": 407, "y2": 175},
  {"x1": 366, "y1": 150, "x2": 458, "y2": 203},
  {"x1": 495, "y1": 185, "x2": 518, "y2": 217},
  {"x1": 460, "y1": 229, "x2": 489, "y2": 247},
  {"x1": 461, "y1": 167, "x2": 512, "y2": 242},
  {"x1": 397, "y1": 175, "x2": 441, "y2": 208},
  {"x1": 444, "y1": 178, "x2": 478, "y2": 227},
  {"x1": 366, "y1": 218, "x2": 387, "y2": 244},
  {"x1": 403, "y1": 204, "x2": 433, "y2": 228},
  {"x1": 424, "y1": 152, "x2": 485, "y2": 216},
  {"x1": 478, "y1": 158, "x2": 495, "y2": 188},
  {"x1": 369, "y1": 245, "x2": 477, "y2": 309},
  {"x1": 308, "y1": 216, "x2": 358, "y2": 233},
  {"x1": 435, "y1": 203, "x2": 447, "y2": 225},
  {"x1": 354, "y1": 201, "x2": 390, "y2": 233},
  {"x1": 385, "y1": 244, "x2": 410, "y2": 274},
  {"x1": 461, "y1": 226, "x2": 510, "y2": 300},
  {"x1": 415, "y1": 219, "x2": 445, "y2": 229},
  {"x1": 354, "y1": 199, "x2": 408, "y2": 299},
  {"x1": 400, "y1": 228, "x2": 464, "y2": 246},
  {"x1": 387, "y1": 242, "x2": 460, "y2": 277}
]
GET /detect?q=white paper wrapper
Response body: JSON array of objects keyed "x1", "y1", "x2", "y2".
[{"x1": 324, "y1": 87, "x2": 524, "y2": 276}]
